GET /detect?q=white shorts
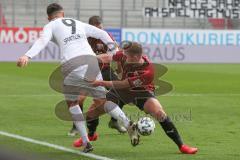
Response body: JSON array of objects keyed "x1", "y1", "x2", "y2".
[{"x1": 63, "y1": 65, "x2": 106, "y2": 101}]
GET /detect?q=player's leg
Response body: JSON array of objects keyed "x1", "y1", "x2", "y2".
[
  {"x1": 66, "y1": 97, "x2": 93, "y2": 153},
  {"x1": 141, "y1": 97, "x2": 198, "y2": 154},
  {"x1": 108, "y1": 103, "x2": 126, "y2": 133},
  {"x1": 103, "y1": 89, "x2": 140, "y2": 146},
  {"x1": 86, "y1": 100, "x2": 100, "y2": 137},
  {"x1": 68, "y1": 96, "x2": 86, "y2": 136},
  {"x1": 74, "y1": 97, "x2": 130, "y2": 147},
  {"x1": 73, "y1": 98, "x2": 104, "y2": 147},
  {"x1": 73, "y1": 65, "x2": 107, "y2": 147},
  {"x1": 101, "y1": 67, "x2": 126, "y2": 133},
  {"x1": 63, "y1": 55, "x2": 102, "y2": 152},
  {"x1": 74, "y1": 89, "x2": 140, "y2": 147}
]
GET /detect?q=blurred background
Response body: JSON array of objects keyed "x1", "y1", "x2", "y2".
[
  {"x1": 1, "y1": 0, "x2": 240, "y2": 29},
  {"x1": 1, "y1": 0, "x2": 240, "y2": 63}
]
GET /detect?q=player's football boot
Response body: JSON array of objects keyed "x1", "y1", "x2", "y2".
[
  {"x1": 179, "y1": 144, "x2": 198, "y2": 154},
  {"x1": 67, "y1": 127, "x2": 79, "y2": 137},
  {"x1": 108, "y1": 119, "x2": 127, "y2": 133},
  {"x1": 82, "y1": 142, "x2": 93, "y2": 153},
  {"x1": 127, "y1": 121, "x2": 140, "y2": 146},
  {"x1": 73, "y1": 133, "x2": 98, "y2": 148}
]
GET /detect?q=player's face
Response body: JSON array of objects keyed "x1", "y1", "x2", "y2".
[{"x1": 124, "y1": 52, "x2": 141, "y2": 63}]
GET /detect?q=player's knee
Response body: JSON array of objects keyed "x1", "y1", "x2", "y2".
[
  {"x1": 67, "y1": 100, "x2": 79, "y2": 108},
  {"x1": 93, "y1": 98, "x2": 106, "y2": 107},
  {"x1": 154, "y1": 110, "x2": 167, "y2": 122},
  {"x1": 144, "y1": 98, "x2": 167, "y2": 121},
  {"x1": 104, "y1": 101, "x2": 118, "y2": 113}
]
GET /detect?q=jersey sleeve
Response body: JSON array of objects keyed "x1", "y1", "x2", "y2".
[
  {"x1": 127, "y1": 68, "x2": 154, "y2": 88},
  {"x1": 83, "y1": 23, "x2": 117, "y2": 53},
  {"x1": 25, "y1": 23, "x2": 53, "y2": 58},
  {"x1": 112, "y1": 51, "x2": 124, "y2": 62},
  {"x1": 107, "y1": 32, "x2": 115, "y2": 41}
]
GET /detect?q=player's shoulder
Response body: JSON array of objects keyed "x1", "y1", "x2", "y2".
[
  {"x1": 42, "y1": 20, "x2": 55, "y2": 31},
  {"x1": 43, "y1": 18, "x2": 64, "y2": 28},
  {"x1": 52, "y1": 17, "x2": 82, "y2": 24},
  {"x1": 107, "y1": 32, "x2": 115, "y2": 41},
  {"x1": 49, "y1": 18, "x2": 85, "y2": 29}
]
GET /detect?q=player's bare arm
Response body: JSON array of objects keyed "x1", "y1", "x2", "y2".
[
  {"x1": 16, "y1": 18, "x2": 53, "y2": 68},
  {"x1": 96, "y1": 53, "x2": 113, "y2": 64}
]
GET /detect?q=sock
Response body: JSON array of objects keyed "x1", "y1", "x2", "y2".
[
  {"x1": 72, "y1": 123, "x2": 77, "y2": 130},
  {"x1": 69, "y1": 105, "x2": 89, "y2": 145},
  {"x1": 72, "y1": 105, "x2": 83, "y2": 130},
  {"x1": 87, "y1": 117, "x2": 99, "y2": 137},
  {"x1": 159, "y1": 116, "x2": 183, "y2": 148},
  {"x1": 111, "y1": 104, "x2": 124, "y2": 122},
  {"x1": 104, "y1": 101, "x2": 129, "y2": 128}
]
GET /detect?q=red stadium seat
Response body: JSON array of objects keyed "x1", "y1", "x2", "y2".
[
  {"x1": 208, "y1": 18, "x2": 233, "y2": 29},
  {"x1": 0, "y1": 3, "x2": 7, "y2": 27}
]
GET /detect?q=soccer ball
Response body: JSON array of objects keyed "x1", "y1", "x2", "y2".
[{"x1": 137, "y1": 117, "x2": 155, "y2": 136}]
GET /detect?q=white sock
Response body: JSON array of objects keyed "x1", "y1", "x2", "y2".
[
  {"x1": 104, "y1": 101, "x2": 130, "y2": 128},
  {"x1": 69, "y1": 105, "x2": 89, "y2": 145}
]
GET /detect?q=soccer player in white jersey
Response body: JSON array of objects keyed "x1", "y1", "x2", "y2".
[{"x1": 17, "y1": 3, "x2": 139, "y2": 153}]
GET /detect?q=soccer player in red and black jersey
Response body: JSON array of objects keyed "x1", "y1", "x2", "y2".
[
  {"x1": 89, "y1": 42, "x2": 198, "y2": 154},
  {"x1": 69, "y1": 16, "x2": 127, "y2": 146}
]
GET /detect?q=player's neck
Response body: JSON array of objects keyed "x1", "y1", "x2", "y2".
[{"x1": 49, "y1": 15, "x2": 63, "y2": 21}]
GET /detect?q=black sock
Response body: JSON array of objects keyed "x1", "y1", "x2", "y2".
[
  {"x1": 159, "y1": 116, "x2": 183, "y2": 148},
  {"x1": 87, "y1": 118, "x2": 99, "y2": 137},
  {"x1": 72, "y1": 123, "x2": 77, "y2": 130},
  {"x1": 111, "y1": 117, "x2": 117, "y2": 122}
]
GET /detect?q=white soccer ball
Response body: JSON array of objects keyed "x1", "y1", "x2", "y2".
[{"x1": 137, "y1": 117, "x2": 155, "y2": 136}]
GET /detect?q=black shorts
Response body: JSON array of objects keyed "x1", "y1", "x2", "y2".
[
  {"x1": 106, "y1": 88, "x2": 155, "y2": 110},
  {"x1": 101, "y1": 67, "x2": 119, "y2": 81}
]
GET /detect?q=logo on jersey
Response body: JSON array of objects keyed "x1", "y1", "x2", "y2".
[
  {"x1": 63, "y1": 34, "x2": 85, "y2": 45},
  {"x1": 132, "y1": 79, "x2": 143, "y2": 87}
]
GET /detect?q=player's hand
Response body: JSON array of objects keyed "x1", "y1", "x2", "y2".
[
  {"x1": 17, "y1": 55, "x2": 29, "y2": 67},
  {"x1": 92, "y1": 80, "x2": 105, "y2": 87}
]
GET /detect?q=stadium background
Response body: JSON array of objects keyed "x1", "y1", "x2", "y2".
[
  {"x1": 1, "y1": 0, "x2": 240, "y2": 28},
  {"x1": 1, "y1": 0, "x2": 240, "y2": 63},
  {"x1": 0, "y1": 0, "x2": 240, "y2": 160}
]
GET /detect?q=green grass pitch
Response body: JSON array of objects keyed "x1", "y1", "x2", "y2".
[{"x1": 0, "y1": 62, "x2": 239, "y2": 160}]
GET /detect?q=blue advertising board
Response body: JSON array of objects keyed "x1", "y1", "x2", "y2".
[{"x1": 105, "y1": 28, "x2": 122, "y2": 44}]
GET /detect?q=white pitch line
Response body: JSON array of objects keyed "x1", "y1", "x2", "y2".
[{"x1": 0, "y1": 131, "x2": 115, "y2": 160}]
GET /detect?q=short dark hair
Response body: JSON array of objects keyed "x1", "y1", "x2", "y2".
[
  {"x1": 47, "y1": 3, "x2": 63, "y2": 16},
  {"x1": 123, "y1": 42, "x2": 143, "y2": 56},
  {"x1": 88, "y1": 16, "x2": 102, "y2": 26}
]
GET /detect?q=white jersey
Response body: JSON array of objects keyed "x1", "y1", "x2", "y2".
[{"x1": 25, "y1": 17, "x2": 115, "y2": 63}]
